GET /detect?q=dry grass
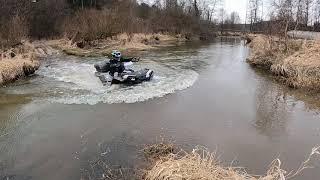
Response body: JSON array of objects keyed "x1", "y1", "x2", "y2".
[
  {"x1": 115, "y1": 33, "x2": 180, "y2": 50},
  {"x1": 247, "y1": 35, "x2": 276, "y2": 68},
  {"x1": 143, "y1": 142, "x2": 176, "y2": 160},
  {"x1": 247, "y1": 34, "x2": 320, "y2": 90},
  {"x1": 0, "y1": 43, "x2": 40, "y2": 85},
  {"x1": 247, "y1": 35, "x2": 303, "y2": 68},
  {"x1": 0, "y1": 55, "x2": 39, "y2": 85},
  {"x1": 144, "y1": 145, "x2": 320, "y2": 180},
  {"x1": 270, "y1": 41, "x2": 320, "y2": 88},
  {"x1": 54, "y1": 33, "x2": 183, "y2": 57}
]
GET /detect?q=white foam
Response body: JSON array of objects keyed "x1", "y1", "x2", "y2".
[
  {"x1": 37, "y1": 61, "x2": 104, "y2": 93},
  {"x1": 35, "y1": 58, "x2": 199, "y2": 105}
]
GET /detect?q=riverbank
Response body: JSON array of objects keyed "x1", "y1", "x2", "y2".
[
  {"x1": 247, "y1": 34, "x2": 320, "y2": 90},
  {"x1": 48, "y1": 33, "x2": 193, "y2": 57}
]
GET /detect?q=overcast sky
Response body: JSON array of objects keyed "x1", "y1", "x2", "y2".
[
  {"x1": 224, "y1": 0, "x2": 270, "y2": 23},
  {"x1": 141, "y1": 0, "x2": 270, "y2": 23},
  {"x1": 224, "y1": 0, "x2": 247, "y2": 22}
]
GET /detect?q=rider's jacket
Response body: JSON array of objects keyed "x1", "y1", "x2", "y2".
[{"x1": 109, "y1": 57, "x2": 134, "y2": 76}]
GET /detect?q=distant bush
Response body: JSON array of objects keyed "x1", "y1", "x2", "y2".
[
  {"x1": 0, "y1": 14, "x2": 28, "y2": 48},
  {"x1": 62, "y1": 9, "x2": 118, "y2": 42}
]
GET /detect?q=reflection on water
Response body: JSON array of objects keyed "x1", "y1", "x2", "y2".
[
  {"x1": 254, "y1": 75, "x2": 290, "y2": 137},
  {"x1": 0, "y1": 38, "x2": 320, "y2": 180},
  {"x1": 0, "y1": 94, "x2": 31, "y2": 138},
  {"x1": 79, "y1": 132, "x2": 141, "y2": 180},
  {"x1": 253, "y1": 68, "x2": 320, "y2": 139}
]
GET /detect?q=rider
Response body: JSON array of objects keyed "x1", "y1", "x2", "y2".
[{"x1": 109, "y1": 50, "x2": 138, "y2": 80}]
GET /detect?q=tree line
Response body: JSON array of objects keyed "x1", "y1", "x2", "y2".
[
  {"x1": 8, "y1": 0, "x2": 319, "y2": 49},
  {"x1": 0, "y1": 0, "x2": 250, "y2": 48},
  {"x1": 246, "y1": 0, "x2": 320, "y2": 33}
]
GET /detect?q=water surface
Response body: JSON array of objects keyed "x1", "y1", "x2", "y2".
[{"x1": 1, "y1": 38, "x2": 320, "y2": 180}]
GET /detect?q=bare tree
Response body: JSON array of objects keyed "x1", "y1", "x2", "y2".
[
  {"x1": 201, "y1": 0, "x2": 221, "y2": 22},
  {"x1": 247, "y1": 0, "x2": 263, "y2": 32},
  {"x1": 314, "y1": 0, "x2": 320, "y2": 30},
  {"x1": 230, "y1": 11, "x2": 241, "y2": 25},
  {"x1": 218, "y1": 8, "x2": 226, "y2": 32},
  {"x1": 270, "y1": 0, "x2": 297, "y2": 50},
  {"x1": 304, "y1": 0, "x2": 313, "y2": 26}
]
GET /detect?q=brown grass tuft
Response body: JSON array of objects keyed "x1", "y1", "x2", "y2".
[
  {"x1": 0, "y1": 43, "x2": 40, "y2": 85},
  {"x1": 0, "y1": 55, "x2": 39, "y2": 85},
  {"x1": 143, "y1": 142, "x2": 176, "y2": 160}
]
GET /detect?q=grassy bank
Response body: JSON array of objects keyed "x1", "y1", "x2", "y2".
[
  {"x1": 0, "y1": 43, "x2": 40, "y2": 85},
  {"x1": 49, "y1": 33, "x2": 193, "y2": 57},
  {"x1": 247, "y1": 34, "x2": 320, "y2": 90},
  {"x1": 141, "y1": 143, "x2": 320, "y2": 180}
]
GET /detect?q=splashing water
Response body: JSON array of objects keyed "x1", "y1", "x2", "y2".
[{"x1": 7, "y1": 54, "x2": 199, "y2": 105}]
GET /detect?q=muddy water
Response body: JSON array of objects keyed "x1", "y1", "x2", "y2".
[{"x1": 1, "y1": 38, "x2": 320, "y2": 180}]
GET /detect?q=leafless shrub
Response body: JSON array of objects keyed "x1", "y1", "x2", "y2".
[
  {"x1": 62, "y1": 9, "x2": 118, "y2": 43},
  {"x1": 0, "y1": 14, "x2": 28, "y2": 48}
]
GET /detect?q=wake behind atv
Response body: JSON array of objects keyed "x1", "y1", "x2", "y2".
[{"x1": 94, "y1": 61, "x2": 154, "y2": 85}]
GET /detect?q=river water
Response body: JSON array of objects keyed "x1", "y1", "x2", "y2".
[{"x1": 0, "y1": 38, "x2": 320, "y2": 180}]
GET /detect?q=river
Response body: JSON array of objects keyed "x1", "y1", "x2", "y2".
[{"x1": 0, "y1": 38, "x2": 320, "y2": 180}]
